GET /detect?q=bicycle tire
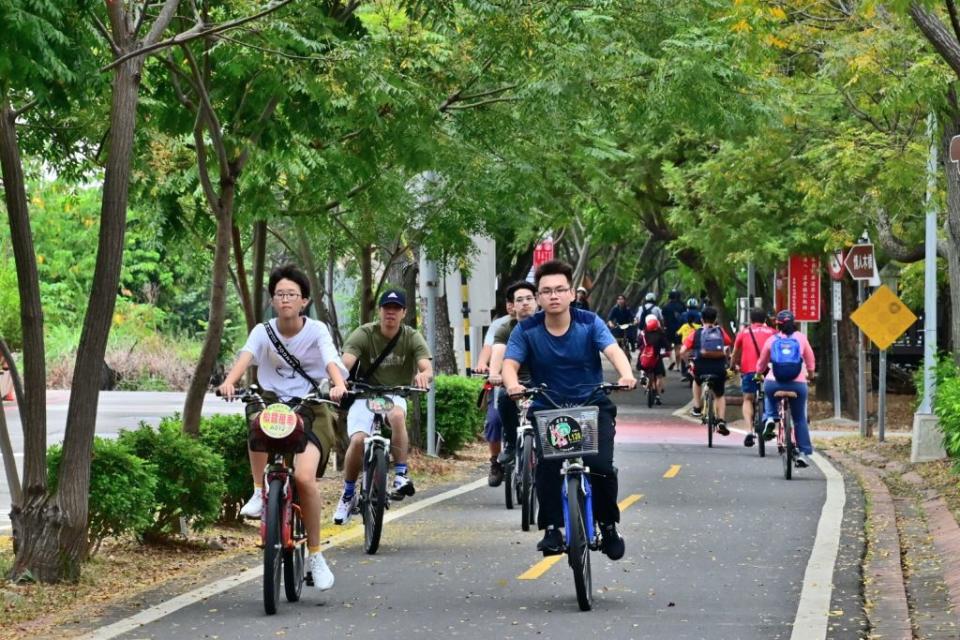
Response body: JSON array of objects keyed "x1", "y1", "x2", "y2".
[
  {"x1": 520, "y1": 433, "x2": 535, "y2": 532},
  {"x1": 783, "y1": 405, "x2": 793, "y2": 481},
  {"x1": 364, "y1": 446, "x2": 388, "y2": 554},
  {"x1": 566, "y1": 474, "x2": 592, "y2": 611},
  {"x1": 647, "y1": 383, "x2": 655, "y2": 409},
  {"x1": 705, "y1": 388, "x2": 715, "y2": 448},
  {"x1": 283, "y1": 487, "x2": 305, "y2": 603},
  {"x1": 504, "y1": 460, "x2": 514, "y2": 510},
  {"x1": 754, "y1": 393, "x2": 766, "y2": 458},
  {"x1": 263, "y1": 478, "x2": 283, "y2": 615}
]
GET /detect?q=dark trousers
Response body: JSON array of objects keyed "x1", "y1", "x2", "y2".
[
  {"x1": 497, "y1": 391, "x2": 520, "y2": 451},
  {"x1": 533, "y1": 398, "x2": 619, "y2": 530}
]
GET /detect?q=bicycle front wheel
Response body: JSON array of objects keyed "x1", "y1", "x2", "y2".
[
  {"x1": 283, "y1": 486, "x2": 305, "y2": 603},
  {"x1": 783, "y1": 408, "x2": 794, "y2": 481},
  {"x1": 364, "y1": 447, "x2": 388, "y2": 554},
  {"x1": 566, "y1": 474, "x2": 592, "y2": 611},
  {"x1": 263, "y1": 478, "x2": 283, "y2": 615},
  {"x1": 520, "y1": 433, "x2": 536, "y2": 531},
  {"x1": 755, "y1": 398, "x2": 766, "y2": 458},
  {"x1": 503, "y1": 459, "x2": 514, "y2": 510}
]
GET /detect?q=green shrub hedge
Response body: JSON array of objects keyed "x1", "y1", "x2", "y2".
[
  {"x1": 118, "y1": 421, "x2": 226, "y2": 536},
  {"x1": 47, "y1": 437, "x2": 157, "y2": 556},
  {"x1": 419, "y1": 375, "x2": 485, "y2": 454},
  {"x1": 198, "y1": 413, "x2": 252, "y2": 521},
  {"x1": 934, "y1": 358, "x2": 960, "y2": 460}
]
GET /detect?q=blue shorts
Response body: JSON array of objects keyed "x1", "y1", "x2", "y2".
[
  {"x1": 741, "y1": 374, "x2": 760, "y2": 395},
  {"x1": 483, "y1": 396, "x2": 502, "y2": 443}
]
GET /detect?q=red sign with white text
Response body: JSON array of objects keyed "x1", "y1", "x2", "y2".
[
  {"x1": 533, "y1": 239, "x2": 554, "y2": 267},
  {"x1": 788, "y1": 255, "x2": 821, "y2": 322}
]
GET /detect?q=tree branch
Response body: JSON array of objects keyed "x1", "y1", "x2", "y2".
[
  {"x1": 181, "y1": 45, "x2": 230, "y2": 175},
  {"x1": 445, "y1": 96, "x2": 520, "y2": 110},
  {"x1": 875, "y1": 206, "x2": 925, "y2": 262},
  {"x1": 101, "y1": 0, "x2": 296, "y2": 72},
  {"x1": 90, "y1": 13, "x2": 121, "y2": 57},
  {"x1": 909, "y1": 2, "x2": 960, "y2": 79}
]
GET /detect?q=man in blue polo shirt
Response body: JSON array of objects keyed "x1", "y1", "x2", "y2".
[{"x1": 502, "y1": 260, "x2": 637, "y2": 560}]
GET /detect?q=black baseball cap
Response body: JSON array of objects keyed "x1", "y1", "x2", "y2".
[{"x1": 378, "y1": 290, "x2": 406, "y2": 308}]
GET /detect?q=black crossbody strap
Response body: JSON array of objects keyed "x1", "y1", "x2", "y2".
[
  {"x1": 358, "y1": 328, "x2": 402, "y2": 383},
  {"x1": 263, "y1": 321, "x2": 321, "y2": 394},
  {"x1": 747, "y1": 325, "x2": 761, "y2": 356}
]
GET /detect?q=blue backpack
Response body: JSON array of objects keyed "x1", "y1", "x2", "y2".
[
  {"x1": 697, "y1": 326, "x2": 726, "y2": 361},
  {"x1": 770, "y1": 335, "x2": 803, "y2": 382}
]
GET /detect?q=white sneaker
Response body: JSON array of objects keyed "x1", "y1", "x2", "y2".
[
  {"x1": 796, "y1": 453, "x2": 812, "y2": 469},
  {"x1": 308, "y1": 552, "x2": 334, "y2": 590},
  {"x1": 332, "y1": 492, "x2": 358, "y2": 525},
  {"x1": 390, "y1": 474, "x2": 415, "y2": 500},
  {"x1": 239, "y1": 490, "x2": 263, "y2": 519}
]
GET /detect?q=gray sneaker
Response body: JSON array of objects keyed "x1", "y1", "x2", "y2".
[{"x1": 796, "y1": 453, "x2": 812, "y2": 469}]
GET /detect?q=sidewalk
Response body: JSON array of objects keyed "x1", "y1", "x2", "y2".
[{"x1": 821, "y1": 438, "x2": 960, "y2": 639}]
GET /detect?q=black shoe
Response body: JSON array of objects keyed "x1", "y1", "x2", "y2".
[
  {"x1": 691, "y1": 406, "x2": 702, "y2": 418},
  {"x1": 654, "y1": 395, "x2": 662, "y2": 406},
  {"x1": 536, "y1": 528, "x2": 564, "y2": 556},
  {"x1": 487, "y1": 459, "x2": 504, "y2": 487},
  {"x1": 717, "y1": 420, "x2": 730, "y2": 436},
  {"x1": 497, "y1": 445, "x2": 516, "y2": 465},
  {"x1": 763, "y1": 418, "x2": 776, "y2": 441},
  {"x1": 599, "y1": 523, "x2": 625, "y2": 560},
  {"x1": 744, "y1": 432, "x2": 755, "y2": 447}
]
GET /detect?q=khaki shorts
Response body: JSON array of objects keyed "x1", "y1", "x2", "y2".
[{"x1": 251, "y1": 391, "x2": 336, "y2": 478}]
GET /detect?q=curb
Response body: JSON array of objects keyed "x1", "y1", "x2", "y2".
[
  {"x1": 924, "y1": 494, "x2": 960, "y2": 623},
  {"x1": 825, "y1": 451, "x2": 911, "y2": 640}
]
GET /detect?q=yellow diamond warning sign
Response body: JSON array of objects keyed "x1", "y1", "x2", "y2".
[{"x1": 849, "y1": 285, "x2": 917, "y2": 351}]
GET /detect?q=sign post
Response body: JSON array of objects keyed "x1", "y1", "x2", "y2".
[
  {"x1": 845, "y1": 242, "x2": 875, "y2": 436},
  {"x1": 827, "y1": 251, "x2": 844, "y2": 420},
  {"x1": 849, "y1": 285, "x2": 919, "y2": 442}
]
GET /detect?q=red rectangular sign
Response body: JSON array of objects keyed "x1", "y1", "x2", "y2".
[
  {"x1": 533, "y1": 239, "x2": 554, "y2": 267},
  {"x1": 789, "y1": 255, "x2": 821, "y2": 322}
]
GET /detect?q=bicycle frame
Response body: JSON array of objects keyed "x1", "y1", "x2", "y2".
[{"x1": 561, "y1": 461, "x2": 597, "y2": 550}]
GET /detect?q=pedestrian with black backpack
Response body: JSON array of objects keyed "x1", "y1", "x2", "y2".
[
  {"x1": 755, "y1": 310, "x2": 816, "y2": 468},
  {"x1": 679, "y1": 307, "x2": 733, "y2": 435}
]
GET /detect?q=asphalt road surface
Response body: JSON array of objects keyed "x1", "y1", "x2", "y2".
[{"x1": 72, "y1": 367, "x2": 852, "y2": 640}]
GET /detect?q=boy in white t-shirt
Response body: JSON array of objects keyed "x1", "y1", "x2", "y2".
[{"x1": 218, "y1": 264, "x2": 348, "y2": 591}]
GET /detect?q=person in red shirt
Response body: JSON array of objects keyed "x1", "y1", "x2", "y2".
[
  {"x1": 680, "y1": 307, "x2": 734, "y2": 434},
  {"x1": 731, "y1": 308, "x2": 777, "y2": 447}
]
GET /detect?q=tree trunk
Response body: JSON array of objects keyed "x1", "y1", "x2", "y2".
[
  {"x1": 326, "y1": 244, "x2": 342, "y2": 347},
  {"x1": 434, "y1": 293, "x2": 457, "y2": 375},
  {"x1": 838, "y1": 280, "x2": 859, "y2": 419},
  {"x1": 182, "y1": 197, "x2": 235, "y2": 436},
  {"x1": 296, "y1": 235, "x2": 332, "y2": 325},
  {"x1": 0, "y1": 104, "x2": 45, "y2": 521},
  {"x1": 232, "y1": 224, "x2": 255, "y2": 332},
  {"x1": 360, "y1": 244, "x2": 373, "y2": 324},
  {"x1": 941, "y1": 116, "x2": 960, "y2": 363},
  {"x1": 252, "y1": 220, "x2": 267, "y2": 323},
  {"x1": 13, "y1": 59, "x2": 144, "y2": 582}
]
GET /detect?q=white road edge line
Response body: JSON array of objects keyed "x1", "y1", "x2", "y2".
[
  {"x1": 790, "y1": 451, "x2": 845, "y2": 640},
  {"x1": 78, "y1": 477, "x2": 488, "y2": 640}
]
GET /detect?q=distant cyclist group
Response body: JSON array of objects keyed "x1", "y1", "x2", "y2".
[{"x1": 214, "y1": 259, "x2": 815, "y2": 611}]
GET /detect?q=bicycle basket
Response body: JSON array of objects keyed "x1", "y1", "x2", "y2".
[
  {"x1": 533, "y1": 407, "x2": 600, "y2": 460},
  {"x1": 249, "y1": 403, "x2": 308, "y2": 454}
]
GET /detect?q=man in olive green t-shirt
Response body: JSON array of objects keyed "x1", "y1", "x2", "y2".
[{"x1": 332, "y1": 289, "x2": 433, "y2": 525}]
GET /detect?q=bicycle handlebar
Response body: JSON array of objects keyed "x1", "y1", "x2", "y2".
[
  {"x1": 347, "y1": 381, "x2": 428, "y2": 397},
  {"x1": 508, "y1": 382, "x2": 628, "y2": 408},
  {"x1": 215, "y1": 384, "x2": 338, "y2": 406}
]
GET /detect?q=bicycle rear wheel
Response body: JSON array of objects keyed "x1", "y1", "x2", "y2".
[
  {"x1": 263, "y1": 478, "x2": 283, "y2": 615},
  {"x1": 283, "y1": 487, "x2": 305, "y2": 603},
  {"x1": 647, "y1": 383, "x2": 655, "y2": 408},
  {"x1": 705, "y1": 389, "x2": 715, "y2": 448},
  {"x1": 782, "y1": 406, "x2": 793, "y2": 481},
  {"x1": 503, "y1": 458, "x2": 514, "y2": 510},
  {"x1": 566, "y1": 474, "x2": 592, "y2": 611},
  {"x1": 520, "y1": 433, "x2": 536, "y2": 532},
  {"x1": 755, "y1": 396, "x2": 766, "y2": 458},
  {"x1": 363, "y1": 446, "x2": 388, "y2": 554}
]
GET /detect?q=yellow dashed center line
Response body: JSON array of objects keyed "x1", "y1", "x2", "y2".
[
  {"x1": 663, "y1": 464, "x2": 681, "y2": 479},
  {"x1": 517, "y1": 493, "x2": 644, "y2": 580}
]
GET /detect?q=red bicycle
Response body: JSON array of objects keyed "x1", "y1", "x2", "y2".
[{"x1": 219, "y1": 385, "x2": 334, "y2": 614}]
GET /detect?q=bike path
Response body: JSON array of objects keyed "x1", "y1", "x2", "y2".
[{"x1": 99, "y1": 428, "x2": 827, "y2": 640}]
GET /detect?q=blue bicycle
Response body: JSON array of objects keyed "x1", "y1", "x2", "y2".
[{"x1": 516, "y1": 382, "x2": 627, "y2": 611}]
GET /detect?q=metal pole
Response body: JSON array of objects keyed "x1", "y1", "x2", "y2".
[
  {"x1": 423, "y1": 259, "x2": 439, "y2": 456},
  {"x1": 831, "y1": 281, "x2": 842, "y2": 419},
  {"x1": 858, "y1": 280, "x2": 867, "y2": 437},
  {"x1": 918, "y1": 119, "x2": 939, "y2": 415},
  {"x1": 878, "y1": 349, "x2": 887, "y2": 442}
]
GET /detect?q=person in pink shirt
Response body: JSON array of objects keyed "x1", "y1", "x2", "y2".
[
  {"x1": 731, "y1": 308, "x2": 777, "y2": 448},
  {"x1": 755, "y1": 310, "x2": 816, "y2": 468}
]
